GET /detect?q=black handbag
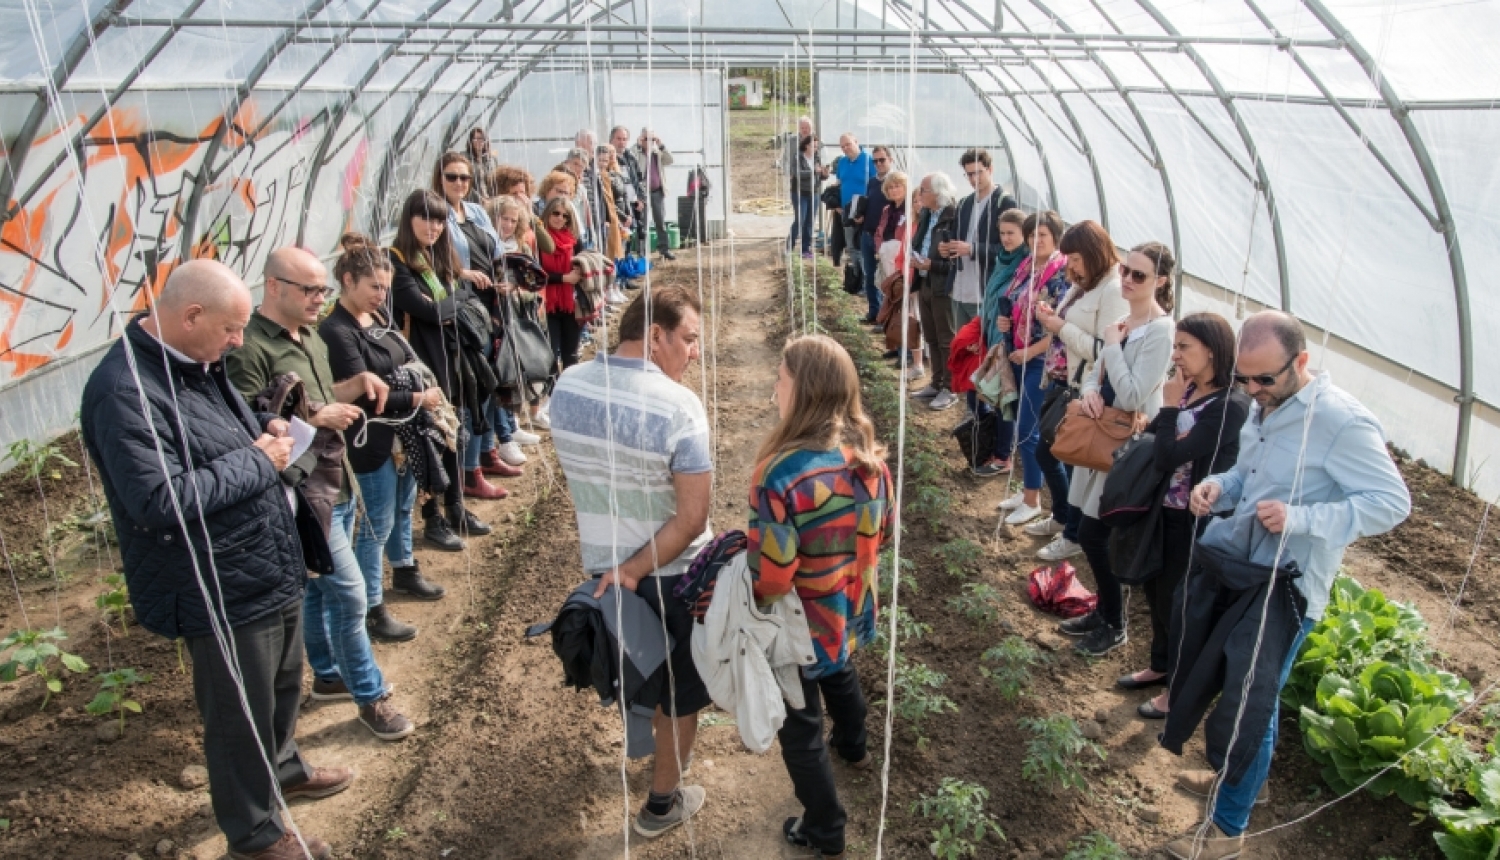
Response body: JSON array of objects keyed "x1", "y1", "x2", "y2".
[
  {"x1": 820, "y1": 184, "x2": 843, "y2": 211},
  {"x1": 953, "y1": 410, "x2": 998, "y2": 470},
  {"x1": 493, "y1": 294, "x2": 554, "y2": 390},
  {"x1": 1038, "y1": 362, "x2": 1086, "y2": 448},
  {"x1": 842, "y1": 262, "x2": 863, "y2": 295}
]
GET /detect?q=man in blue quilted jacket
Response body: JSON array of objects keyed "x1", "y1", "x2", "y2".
[{"x1": 80, "y1": 259, "x2": 349, "y2": 860}]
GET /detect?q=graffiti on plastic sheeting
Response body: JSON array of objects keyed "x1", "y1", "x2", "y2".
[{"x1": 0, "y1": 103, "x2": 369, "y2": 386}]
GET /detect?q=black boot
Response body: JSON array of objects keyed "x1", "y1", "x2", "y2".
[
  {"x1": 366, "y1": 603, "x2": 417, "y2": 643},
  {"x1": 392, "y1": 565, "x2": 446, "y2": 601},
  {"x1": 424, "y1": 504, "x2": 464, "y2": 551},
  {"x1": 447, "y1": 503, "x2": 492, "y2": 537}
]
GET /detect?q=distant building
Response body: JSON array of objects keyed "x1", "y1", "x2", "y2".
[{"x1": 727, "y1": 77, "x2": 764, "y2": 108}]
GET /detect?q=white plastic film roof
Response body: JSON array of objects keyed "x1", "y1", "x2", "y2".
[{"x1": 1, "y1": 0, "x2": 1498, "y2": 489}]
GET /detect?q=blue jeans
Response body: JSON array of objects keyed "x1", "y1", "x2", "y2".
[
  {"x1": 479, "y1": 403, "x2": 517, "y2": 454},
  {"x1": 1037, "y1": 435, "x2": 1082, "y2": 540},
  {"x1": 353, "y1": 459, "x2": 418, "y2": 608},
  {"x1": 1214, "y1": 617, "x2": 1316, "y2": 836},
  {"x1": 1012, "y1": 356, "x2": 1063, "y2": 491},
  {"x1": 789, "y1": 192, "x2": 815, "y2": 254},
  {"x1": 304, "y1": 501, "x2": 387, "y2": 706},
  {"x1": 859, "y1": 232, "x2": 881, "y2": 320},
  {"x1": 461, "y1": 406, "x2": 485, "y2": 471}
]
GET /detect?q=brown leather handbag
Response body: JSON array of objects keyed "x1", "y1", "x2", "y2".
[{"x1": 1048, "y1": 399, "x2": 1142, "y2": 472}]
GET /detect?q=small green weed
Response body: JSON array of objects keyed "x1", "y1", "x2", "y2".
[
  {"x1": 980, "y1": 637, "x2": 1047, "y2": 700},
  {"x1": 935, "y1": 538, "x2": 984, "y2": 579},
  {"x1": 1020, "y1": 714, "x2": 1105, "y2": 794},
  {"x1": 947, "y1": 582, "x2": 1004, "y2": 624},
  {"x1": 95, "y1": 573, "x2": 130, "y2": 636},
  {"x1": 1062, "y1": 831, "x2": 1130, "y2": 860},
  {"x1": 5, "y1": 440, "x2": 77, "y2": 481},
  {"x1": 384, "y1": 827, "x2": 408, "y2": 842},
  {"x1": 884, "y1": 660, "x2": 958, "y2": 747},
  {"x1": 85, "y1": 667, "x2": 149, "y2": 734},
  {"x1": 0, "y1": 628, "x2": 89, "y2": 710},
  {"x1": 911, "y1": 777, "x2": 1003, "y2": 859}
]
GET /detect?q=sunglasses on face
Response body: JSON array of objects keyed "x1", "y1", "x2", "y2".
[
  {"x1": 873, "y1": 157, "x2": 889, "y2": 164},
  {"x1": 1119, "y1": 263, "x2": 1153, "y2": 285},
  {"x1": 1233, "y1": 355, "x2": 1297, "y2": 388},
  {"x1": 443, "y1": 172, "x2": 471, "y2": 184}
]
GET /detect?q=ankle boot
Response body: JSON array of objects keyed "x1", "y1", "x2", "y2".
[
  {"x1": 392, "y1": 565, "x2": 446, "y2": 601},
  {"x1": 447, "y1": 503, "x2": 492, "y2": 536},
  {"x1": 463, "y1": 469, "x2": 509, "y2": 500},
  {"x1": 366, "y1": 603, "x2": 417, "y2": 642},
  {"x1": 481, "y1": 448, "x2": 524, "y2": 477},
  {"x1": 423, "y1": 507, "x2": 464, "y2": 551}
]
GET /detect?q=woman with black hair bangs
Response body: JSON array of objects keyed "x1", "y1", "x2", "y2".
[{"x1": 388, "y1": 189, "x2": 493, "y2": 550}]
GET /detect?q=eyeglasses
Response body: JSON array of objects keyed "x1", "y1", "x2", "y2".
[
  {"x1": 963, "y1": 170, "x2": 980, "y2": 179},
  {"x1": 443, "y1": 172, "x2": 472, "y2": 184},
  {"x1": 1233, "y1": 355, "x2": 1297, "y2": 388},
  {"x1": 1119, "y1": 263, "x2": 1153, "y2": 285},
  {"x1": 270, "y1": 274, "x2": 331, "y2": 301},
  {"x1": 873, "y1": 157, "x2": 889, "y2": 164}
]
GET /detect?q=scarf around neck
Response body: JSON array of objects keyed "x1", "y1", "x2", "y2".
[
  {"x1": 1009, "y1": 252, "x2": 1067, "y2": 350},
  {"x1": 981, "y1": 243, "x2": 1029, "y2": 349}
]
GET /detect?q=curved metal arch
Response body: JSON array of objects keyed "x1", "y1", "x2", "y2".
[
  {"x1": 0, "y1": 0, "x2": 135, "y2": 219},
  {"x1": 292, "y1": 0, "x2": 483, "y2": 244},
  {"x1": 1299, "y1": 0, "x2": 1476, "y2": 487},
  {"x1": 1024, "y1": 0, "x2": 1182, "y2": 308},
  {"x1": 1131, "y1": 0, "x2": 1291, "y2": 315},
  {"x1": 176, "y1": 0, "x2": 339, "y2": 260}
]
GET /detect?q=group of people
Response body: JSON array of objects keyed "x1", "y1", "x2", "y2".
[
  {"x1": 75, "y1": 115, "x2": 1414, "y2": 860},
  {"x1": 76, "y1": 123, "x2": 685, "y2": 860},
  {"x1": 787, "y1": 133, "x2": 1413, "y2": 858}
]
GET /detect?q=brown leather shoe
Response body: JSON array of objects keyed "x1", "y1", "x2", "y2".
[
  {"x1": 228, "y1": 831, "x2": 332, "y2": 860},
  {"x1": 1177, "y1": 769, "x2": 1268, "y2": 805},
  {"x1": 282, "y1": 766, "x2": 355, "y2": 801},
  {"x1": 463, "y1": 469, "x2": 509, "y2": 500},
  {"x1": 1164, "y1": 821, "x2": 1243, "y2": 860}
]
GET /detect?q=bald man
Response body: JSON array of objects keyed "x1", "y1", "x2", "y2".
[
  {"x1": 1158, "y1": 311, "x2": 1411, "y2": 860},
  {"x1": 226, "y1": 247, "x2": 415, "y2": 744},
  {"x1": 81, "y1": 259, "x2": 346, "y2": 860}
]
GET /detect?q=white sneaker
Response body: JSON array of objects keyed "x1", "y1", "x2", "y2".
[
  {"x1": 609, "y1": 287, "x2": 629, "y2": 304},
  {"x1": 512, "y1": 428, "x2": 542, "y2": 446},
  {"x1": 1024, "y1": 517, "x2": 1065, "y2": 537},
  {"x1": 496, "y1": 440, "x2": 527, "y2": 466},
  {"x1": 1037, "y1": 536, "x2": 1083, "y2": 562},
  {"x1": 1004, "y1": 503, "x2": 1044, "y2": 526},
  {"x1": 996, "y1": 492, "x2": 1025, "y2": 512},
  {"x1": 929, "y1": 390, "x2": 958, "y2": 411},
  {"x1": 911, "y1": 385, "x2": 940, "y2": 401},
  {"x1": 905, "y1": 366, "x2": 925, "y2": 382},
  {"x1": 533, "y1": 409, "x2": 551, "y2": 431}
]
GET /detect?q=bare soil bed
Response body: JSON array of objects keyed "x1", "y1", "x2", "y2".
[{"x1": 1, "y1": 106, "x2": 1497, "y2": 860}]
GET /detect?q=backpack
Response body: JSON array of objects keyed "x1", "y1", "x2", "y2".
[{"x1": 952, "y1": 410, "x2": 998, "y2": 470}]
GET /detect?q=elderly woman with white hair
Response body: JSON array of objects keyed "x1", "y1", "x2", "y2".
[{"x1": 909, "y1": 172, "x2": 961, "y2": 410}]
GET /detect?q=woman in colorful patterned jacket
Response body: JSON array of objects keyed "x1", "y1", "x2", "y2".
[{"x1": 748, "y1": 334, "x2": 894, "y2": 860}]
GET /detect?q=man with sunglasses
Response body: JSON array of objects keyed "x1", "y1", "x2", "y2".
[
  {"x1": 1160, "y1": 310, "x2": 1410, "y2": 860},
  {"x1": 228, "y1": 247, "x2": 416, "y2": 747}
]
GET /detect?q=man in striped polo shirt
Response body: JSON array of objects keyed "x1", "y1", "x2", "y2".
[{"x1": 550, "y1": 285, "x2": 713, "y2": 839}]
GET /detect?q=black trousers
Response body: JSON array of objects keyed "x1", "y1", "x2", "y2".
[
  {"x1": 1078, "y1": 515, "x2": 1122, "y2": 628},
  {"x1": 547, "y1": 311, "x2": 582, "y2": 372},
  {"x1": 1145, "y1": 507, "x2": 1201, "y2": 674},
  {"x1": 649, "y1": 188, "x2": 670, "y2": 252},
  {"x1": 778, "y1": 665, "x2": 868, "y2": 855},
  {"x1": 187, "y1": 600, "x2": 312, "y2": 854}
]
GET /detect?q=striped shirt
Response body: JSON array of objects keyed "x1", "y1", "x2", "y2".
[
  {"x1": 551, "y1": 353, "x2": 714, "y2": 577},
  {"x1": 748, "y1": 447, "x2": 893, "y2": 677}
]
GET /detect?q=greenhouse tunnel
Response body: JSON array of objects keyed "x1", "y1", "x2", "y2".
[{"x1": 0, "y1": 0, "x2": 1498, "y2": 498}]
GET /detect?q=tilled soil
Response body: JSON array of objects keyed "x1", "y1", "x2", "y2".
[{"x1": 2, "y1": 105, "x2": 1498, "y2": 860}]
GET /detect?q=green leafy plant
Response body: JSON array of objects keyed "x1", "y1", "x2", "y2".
[
  {"x1": 1020, "y1": 714, "x2": 1105, "y2": 793},
  {"x1": 1431, "y1": 759, "x2": 1500, "y2": 860},
  {"x1": 908, "y1": 484, "x2": 952, "y2": 520},
  {"x1": 980, "y1": 637, "x2": 1046, "y2": 700},
  {"x1": 935, "y1": 538, "x2": 984, "y2": 579},
  {"x1": 947, "y1": 583, "x2": 1004, "y2": 625},
  {"x1": 384, "y1": 827, "x2": 408, "y2": 843},
  {"x1": 0, "y1": 628, "x2": 89, "y2": 710},
  {"x1": 1062, "y1": 831, "x2": 1131, "y2": 860},
  {"x1": 877, "y1": 549, "x2": 918, "y2": 602},
  {"x1": 911, "y1": 777, "x2": 1003, "y2": 859},
  {"x1": 883, "y1": 660, "x2": 958, "y2": 746},
  {"x1": 4, "y1": 439, "x2": 78, "y2": 481},
  {"x1": 1299, "y1": 660, "x2": 1474, "y2": 806},
  {"x1": 85, "y1": 667, "x2": 150, "y2": 734},
  {"x1": 95, "y1": 573, "x2": 130, "y2": 636},
  {"x1": 872, "y1": 604, "x2": 932, "y2": 653},
  {"x1": 1284, "y1": 576, "x2": 1430, "y2": 713}
]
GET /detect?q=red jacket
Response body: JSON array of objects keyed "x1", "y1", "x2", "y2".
[{"x1": 947, "y1": 318, "x2": 984, "y2": 394}]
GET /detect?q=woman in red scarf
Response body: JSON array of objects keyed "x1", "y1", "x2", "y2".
[{"x1": 538, "y1": 197, "x2": 584, "y2": 374}]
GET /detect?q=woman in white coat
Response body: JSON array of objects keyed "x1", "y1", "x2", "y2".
[{"x1": 1056, "y1": 242, "x2": 1177, "y2": 658}]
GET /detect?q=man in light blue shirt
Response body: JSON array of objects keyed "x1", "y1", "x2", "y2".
[{"x1": 1165, "y1": 310, "x2": 1411, "y2": 860}]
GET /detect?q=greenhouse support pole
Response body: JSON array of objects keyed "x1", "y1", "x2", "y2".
[
  {"x1": 1300, "y1": 0, "x2": 1475, "y2": 488},
  {"x1": 0, "y1": 0, "x2": 135, "y2": 219},
  {"x1": 177, "y1": 0, "x2": 337, "y2": 262},
  {"x1": 1133, "y1": 0, "x2": 1291, "y2": 315}
]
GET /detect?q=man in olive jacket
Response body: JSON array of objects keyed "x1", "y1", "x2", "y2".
[{"x1": 80, "y1": 260, "x2": 347, "y2": 860}]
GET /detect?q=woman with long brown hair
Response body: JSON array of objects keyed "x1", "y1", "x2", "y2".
[{"x1": 748, "y1": 334, "x2": 893, "y2": 860}]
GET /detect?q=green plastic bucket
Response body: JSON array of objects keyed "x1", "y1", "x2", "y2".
[{"x1": 666, "y1": 223, "x2": 681, "y2": 249}]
